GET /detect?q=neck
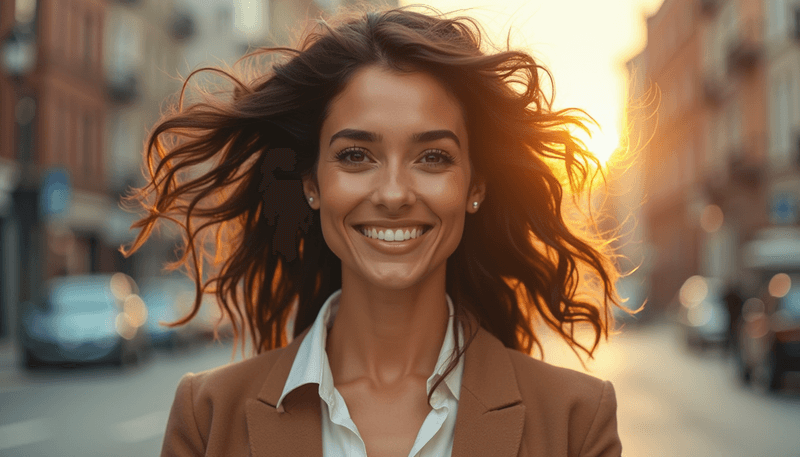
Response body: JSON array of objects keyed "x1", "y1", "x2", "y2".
[{"x1": 325, "y1": 269, "x2": 450, "y2": 390}]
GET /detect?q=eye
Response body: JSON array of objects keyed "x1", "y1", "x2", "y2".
[
  {"x1": 419, "y1": 150, "x2": 455, "y2": 167},
  {"x1": 334, "y1": 147, "x2": 371, "y2": 166}
]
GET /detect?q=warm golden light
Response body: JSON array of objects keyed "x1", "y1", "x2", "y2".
[
  {"x1": 700, "y1": 205, "x2": 724, "y2": 233},
  {"x1": 110, "y1": 273, "x2": 133, "y2": 301},
  {"x1": 742, "y1": 298, "x2": 765, "y2": 321},
  {"x1": 768, "y1": 273, "x2": 791, "y2": 298},
  {"x1": 582, "y1": 127, "x2": 621, "y2": 166},
  {"x1": 679, "y1": 275, "x2": 708, "y2": 308},
  {"x1": 123, "y1": 294, "x2": 148, "y2": 327},
  {"x1": 115, "y1": 313, "x2": 137, "y2": 340}
]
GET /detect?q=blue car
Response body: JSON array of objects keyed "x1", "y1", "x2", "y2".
[
  {"x1": 20, "y1": 273, "x2": 150, "y2": 367},
  {"x1": 139, "y1": 276, "x2": 198, "y2": 349}
]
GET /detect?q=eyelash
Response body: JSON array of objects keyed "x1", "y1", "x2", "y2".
[{"x1": 334, "y1": 147, "x2": 455, "y2": 168}]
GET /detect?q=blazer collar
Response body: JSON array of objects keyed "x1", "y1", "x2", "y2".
[{"x1": 246, "y1": 320, "x2": 525, "y2": 457}]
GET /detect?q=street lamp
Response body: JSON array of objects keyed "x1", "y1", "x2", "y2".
[
  {"x1": 2, "y1": 23, "x2": 41, "y2": 356},
  {"x1": 1, "y1": 27, "x2": 37, "y2": 78}
]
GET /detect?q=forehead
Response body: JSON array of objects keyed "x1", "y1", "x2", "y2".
[{"x1": 322, "y1": 65, "x2": 466, "y2": 137}]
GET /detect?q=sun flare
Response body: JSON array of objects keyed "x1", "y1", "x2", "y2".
[{"x1": 580, "y1": 126, "x2": 621, "y2": 166}]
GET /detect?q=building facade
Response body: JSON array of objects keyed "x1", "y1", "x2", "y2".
[
  {"x1": 635, "y1": 0, "x2": 793, "y2": 309},
  {"x1": 1, "y1": 0, "x2": 110, "y2": 342}
]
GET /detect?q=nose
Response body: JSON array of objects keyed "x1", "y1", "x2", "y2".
[{"x1": 371, "y1": 160, "x2": 416, "y2": 211}]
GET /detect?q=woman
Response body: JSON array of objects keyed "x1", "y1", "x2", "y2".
[{"x1": 123, "y1": 6, "x2": 626, "y2": 457}]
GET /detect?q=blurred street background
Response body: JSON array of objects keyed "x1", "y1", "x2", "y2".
[{"x1": 1, "y1": 0, "x2": 800, "y2": 455}]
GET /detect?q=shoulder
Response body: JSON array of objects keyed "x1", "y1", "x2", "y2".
[
  {"x1": 184, "y1": 344, "x2": 289, "y2": 404},
  {"x1": 503, "y1": 348, "x2": 621, "y2": 456},
  {"x1": 504, "y1": 347, "x2": 610, "y2": 403},
  {"x1": 161, "y1": 344, "x2": 291, "y2": 456}
]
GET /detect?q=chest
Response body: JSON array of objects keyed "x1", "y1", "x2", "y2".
[{"x1": 336, "y1": 381, "x2": 433, "y2": 457}]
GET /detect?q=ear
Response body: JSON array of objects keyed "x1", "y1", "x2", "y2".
[
  {"x1": 301, "y1": 174, "x2": 320, "y2": 210},
  {"x1": 466, "y1": 179, "x2": 486, "y2": 214}
]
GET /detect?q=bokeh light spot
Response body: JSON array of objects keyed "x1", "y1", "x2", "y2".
[
  {"x1": 768, "y1": 273, "x2": 791, "y2": 298},
  {"x1": 700, "y1": 205, "x2": 724, "y2": 233}
]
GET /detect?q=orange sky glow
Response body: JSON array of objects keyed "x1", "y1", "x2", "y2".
[{"x1": 401, "y1": 0, "x2": 666, "y2": 165}]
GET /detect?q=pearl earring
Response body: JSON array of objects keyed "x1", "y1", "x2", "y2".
[
  {"x1": 473, "y1": 201, "x2": 479, "y2": 209},
  {"x1": 308, "y1": 197, "x2": 314, "y2": 203}
]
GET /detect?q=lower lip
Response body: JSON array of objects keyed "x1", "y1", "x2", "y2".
[{"x1": 353, "y1": 227, "x2": 431, "y2": 253}]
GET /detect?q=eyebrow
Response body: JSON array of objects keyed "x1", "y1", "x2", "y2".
[
  {"x1": 412, "y1": 130, "x2": 461, "y2": 147},
  {"x1": 328, "y1": 129, "x2": 461, "y2": 148},
  {"x1": 329, "y1": 129, "x2": 381, "y2": 145}
]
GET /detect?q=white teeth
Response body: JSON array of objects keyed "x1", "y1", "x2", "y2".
[{"x1": 359, "y1": 226, "x2": 428, "y2": 241}]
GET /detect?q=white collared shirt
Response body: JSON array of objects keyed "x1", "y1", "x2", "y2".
[{"x1": 277, "y1": 289, "x2": 465, "y2": 457}]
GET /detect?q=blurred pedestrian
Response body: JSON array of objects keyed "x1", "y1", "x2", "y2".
[
  {"x1": 123, "y1": 6, "x2": 625, "y2": 457},
  {"x1": 723, "y1": 283, "x2": 743, "y2": 354}
]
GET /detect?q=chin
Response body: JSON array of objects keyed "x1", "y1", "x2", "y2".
[
  {"x1": 367, "y1": 273, "x2": 423, "y2": 291},
  {"x1": 353, "y1": 265, "x2": 431, "y2": 291}
]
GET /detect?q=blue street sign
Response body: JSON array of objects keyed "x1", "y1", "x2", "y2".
[
  {"x1": 771, "y1": 193, "x2": 797, "y2": 225},
  {"x1": 40, "y1": 167, "x2": 71, "y2": 217}
]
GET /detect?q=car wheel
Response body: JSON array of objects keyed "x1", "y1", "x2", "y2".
[
  {"x1": 767, "y1": 346, "x2": 785, "y2": 392},
  {"x1": 109, "y1": 343, "x2": 125, "y2": 367},
  {"x1": 23, "y1": 348, "x2": 42, "y2": 369},
  {"x1": 736, "y1": 353, "x2": 752, "y2": 385}
]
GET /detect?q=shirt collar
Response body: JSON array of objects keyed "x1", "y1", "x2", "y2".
[{"x1": 276, "y1": 289, "x2": 464, "y2": 409}]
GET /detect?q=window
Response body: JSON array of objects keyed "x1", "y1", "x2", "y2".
[
  {"x1": 15, "y1": 96, "x2": 36, "y2": 163},
  {"x1": 777, "y1": 74, "x2": 791, "y2": 160},
  {"x1": 75, "y1": 109, "x2": 84, "y2": 177},
  {"x1": 83, "y1": 113, "x2": 92, "y2": 182},
  {"x1": 83, "y1": 12, "x2": 93, "y2": 68}
]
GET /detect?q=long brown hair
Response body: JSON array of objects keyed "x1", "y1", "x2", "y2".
[{"x1": 121, "y1": 6, "x2": 626, "y2": 406}]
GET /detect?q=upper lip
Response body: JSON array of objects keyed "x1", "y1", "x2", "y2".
[{"x1": 353, "y1": 221, "x2": 434, "y2": 229}]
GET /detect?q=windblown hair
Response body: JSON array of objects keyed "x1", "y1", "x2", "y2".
[{"x1": 122, "y1": 6, "x2": 626, "y2": 406}]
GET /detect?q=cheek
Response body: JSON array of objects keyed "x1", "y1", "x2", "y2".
[
  {"x1": 423, "y1": 173, "x2": 469, "y2": 213},
  {"x1": 317, "y1": 171, "x2": 366, "y2": 240}
]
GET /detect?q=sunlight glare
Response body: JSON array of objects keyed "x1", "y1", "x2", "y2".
[{"x1": 578, "y1": 126, "x2": 621, "y2": 166}]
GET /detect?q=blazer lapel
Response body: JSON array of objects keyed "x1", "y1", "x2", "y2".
[
  {"x1": 246, "y1": 327, "x2": 324, "y2": 457},
  {"x1": 452, "y1": 324, "x2": 525, "y2": 457},
  {"x1": 243, "y1": 319, "x2": 525, "y2": 457}
]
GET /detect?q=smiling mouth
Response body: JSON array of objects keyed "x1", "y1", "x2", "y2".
[{"x1": 353, "y1": 225, "x2": 433, "y2": 242}]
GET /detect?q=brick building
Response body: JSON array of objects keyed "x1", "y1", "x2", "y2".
[
  {"x1": 633, "y1": 0, "x2": 779, "y2": 310},
  {"x1": 1, "y1": 0, "x2": 110, "y2": 341}
]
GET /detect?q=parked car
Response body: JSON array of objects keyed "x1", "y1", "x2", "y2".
[
  {"x1": 139, "y1": 276, "x2": 197, "y2": 349},
  {"x1": 737, "y1": 274, "x2": 800, "y2": 391},
  {"x1": 677, "y1": 276, "x2": 730, "y2": 349},
  {"x1": 140, "y1": 275, "x2": 232, "y2": 345},
  {"x1": 20, "y1": 273, "x2": 150, "y2": 368}
]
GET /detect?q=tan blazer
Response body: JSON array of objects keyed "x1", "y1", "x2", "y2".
[{"x1": 161, "y1": 324, "x2": 622, "y2": 456}]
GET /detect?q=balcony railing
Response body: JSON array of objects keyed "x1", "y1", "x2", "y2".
[{"x1": 727, "y1": 19, "x2": 762, "y2": 73}]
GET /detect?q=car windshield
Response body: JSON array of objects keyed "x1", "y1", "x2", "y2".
[
  {"x1": 781, "y1": 288, "x2": 800, "y2": 317},
  {"x1": 49, "y1": 280, "x2": 115, "y2": 313}
]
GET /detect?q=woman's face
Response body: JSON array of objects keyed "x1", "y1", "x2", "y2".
[{"x1": 303, "y1": 65, "x2": 484, "y2": 291}]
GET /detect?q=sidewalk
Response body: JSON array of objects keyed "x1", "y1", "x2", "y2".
[{"x1": 0, "y1": 338, "x2": 26, "y2": 394}]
